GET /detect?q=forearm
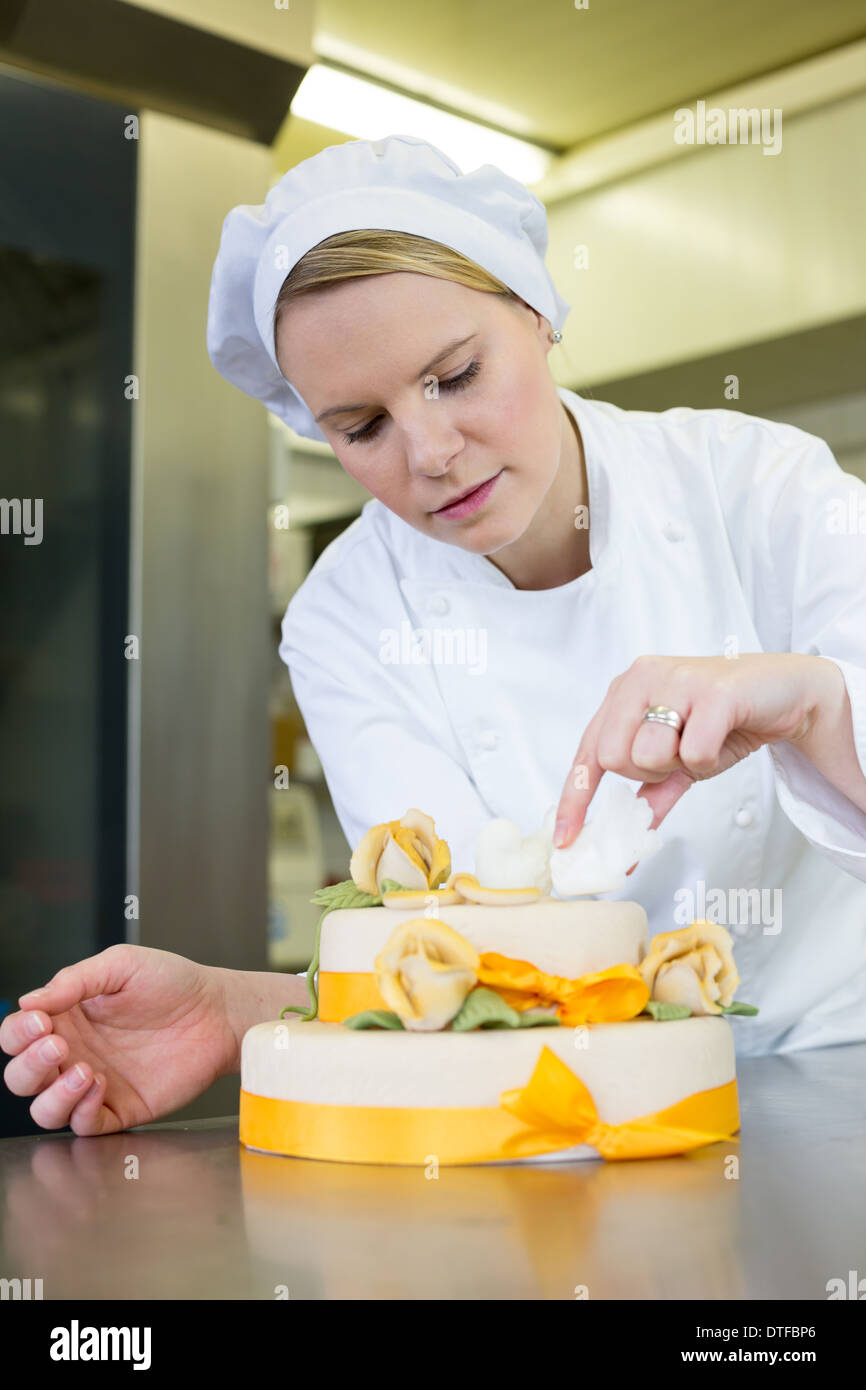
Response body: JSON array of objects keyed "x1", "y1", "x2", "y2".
[
  {"x1": 788, "y1": 657, "x2": 866, "y2": 815},
  {"x1": 210, "y1": 966, "x2": 310, "y2": 1076}
]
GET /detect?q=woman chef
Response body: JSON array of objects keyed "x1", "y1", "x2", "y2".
[{"x1": 3, "y1": 134, "x2": 866, "y2": 1137}]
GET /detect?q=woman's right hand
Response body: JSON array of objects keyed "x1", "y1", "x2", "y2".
[{"x1": 1, "y1": 944, "x2": 238, "y2": 1135}]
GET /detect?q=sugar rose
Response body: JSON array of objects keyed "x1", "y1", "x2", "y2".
[
  {"x1": 639, "y1": 920, "x2": 740, "y2": 1016},
  {"x1": 350, "y1": 809, "x2": 450, "y2": 895},
  {"x1": 375, "y1": 919, "x2": 480, "y2": 1032}
]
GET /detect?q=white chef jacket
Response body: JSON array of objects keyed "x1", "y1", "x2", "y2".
[{"x1": 279, "y1": 385, "x2": 866, "y2": 1060}]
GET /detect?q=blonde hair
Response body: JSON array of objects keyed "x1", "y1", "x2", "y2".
[{"x1": 272, "y1": 228, "x2": 519, "y2": 358}]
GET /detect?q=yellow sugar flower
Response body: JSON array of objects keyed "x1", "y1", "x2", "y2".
[
  {"x1": 374, "y1": 918, "x2": 480, "y2": 1032},
  {"x1": 350, "y1": 809, "x2": 451, "y2": 895},
  {"x1": 638, "y1": 920, "x2": 740, "y2": 1016}
]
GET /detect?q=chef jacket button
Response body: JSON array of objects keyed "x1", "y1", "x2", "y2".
[
  {"x1": 427, "y1": 594, "x2": 450, "y2": 615},
  {"x1": 661, "y1": 521, "x2": 685, "y2": 542},
  {"x1": 477, "y1": 729, "x2": 499, "y2": 750},
  {"x1": 735, "y1": 808, "x2": 754, "y2": 828}
]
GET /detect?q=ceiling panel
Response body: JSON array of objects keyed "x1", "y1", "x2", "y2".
[{"x1": 313, "y1": 0, "x2": 866, "y2": 148}]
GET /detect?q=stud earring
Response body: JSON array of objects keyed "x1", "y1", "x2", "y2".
[{"x1": 550, "y1": 329, "x2": 562, "y2": 343}]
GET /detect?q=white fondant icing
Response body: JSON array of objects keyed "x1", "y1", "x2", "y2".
[
  {"x1": 317, "y1": 899, "x2": 649, "y2": 977},
  {"x1": 242, "y1": 1015, "x2": 735, "y2": 1122}
]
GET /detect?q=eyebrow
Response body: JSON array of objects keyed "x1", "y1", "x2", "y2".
[{"x1": 314, "y1": 333, "x2": 477, "y2": 423}]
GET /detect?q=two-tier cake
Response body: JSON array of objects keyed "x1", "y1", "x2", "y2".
[{"x1": 240, "y1": 807, "x2": 753, "y2": 1165}]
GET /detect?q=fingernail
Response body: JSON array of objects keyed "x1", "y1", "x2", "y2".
[
  {"x1": 26, "y1": 1013, "x2": 48, "y2": 1038},
  {"x1": 553, "y1": 819, "x2": 570, "y2": 847},
  {"x1": 20, "y1": 986, "x2": 48, "y2": 1002},
  {"x1": 84, "y1": 1076, "x2": 102, "y2": 1100},
  {"x1": 66, "y1": 1064, "x2": 88, "y2": 1090},
  {"x1": 39, "y1": 1038, "x2": 62, "y2": 1062}
]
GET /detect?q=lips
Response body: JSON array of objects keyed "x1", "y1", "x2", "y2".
[{"x1": 433, "y1": 473, "x2": 499, "y2": 513}]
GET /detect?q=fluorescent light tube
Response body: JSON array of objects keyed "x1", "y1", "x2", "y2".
[{"x1": 290, "y1": 64, "x2": 552, "y2": 184}]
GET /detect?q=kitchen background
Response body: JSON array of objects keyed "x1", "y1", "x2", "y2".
[{"x1": 1, "y1": 0, "x2": 865, "y2": 1133}]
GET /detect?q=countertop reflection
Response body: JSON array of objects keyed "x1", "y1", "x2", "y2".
[{"x1": 0, "y1": 1043, "x2": 863, "y2": 1300}]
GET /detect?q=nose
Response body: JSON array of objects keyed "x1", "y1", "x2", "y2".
[{"x1": 401, "y1": 404, "x2": 464, "y2": 478}]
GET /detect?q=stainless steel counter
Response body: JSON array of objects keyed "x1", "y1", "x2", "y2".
[{"x1": 1, "y1": 1042, "x2": 863, "y2": 1300}]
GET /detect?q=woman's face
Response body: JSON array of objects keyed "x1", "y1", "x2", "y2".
[{"x1": 274, "y1": 273, "x2": 563, "y2": 556}]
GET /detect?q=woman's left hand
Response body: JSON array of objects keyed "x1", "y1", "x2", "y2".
[{"x1": 553, "y1": 653, "x2": 835, "y2": 862}]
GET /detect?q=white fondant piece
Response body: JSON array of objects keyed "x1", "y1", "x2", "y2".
[
  {"x1": 474, "y1": 811, "x2": 556, "y2": 893},
  {"x1": 551, "y1": 778, "x2": 662, "y2": 896}
]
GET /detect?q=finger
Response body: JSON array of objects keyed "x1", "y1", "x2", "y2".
[
  {"x1": 628, "y1": 720, "x2": 684, "y2": 778},
  {"x1": 69, "y1": 1072, "x2": 118, "y2": 1137},
  {"x1": 630, "y1": 691, "x2": 736, "y2": 831},
  {"x1": 553, "y1": 702, "x2": 611, "y2": 847},
  {"x1": 635, "y1": 768, "x2": 697, "y2": 829},
  {"x1": 555, "y1": 667, "x2": 678, "y2": 845},
  {"x1": 555, "y1": 750, "x2": 603, "y2": 847},
  {"x1": 18, "y1": 948, "x2": 129, "y2": 1017},
  {"x1": 678, "y1": 692, "x2": 740, "y2": 776},
  {"x1": 29, "y1": 1061, "x2": 96, "y2": 1131},
  {"x1": 1, "y1": 1008, "x2": 55, "y2": 1057},
  {"x1": 3, "y1": 1031, "x2": 69, "y2": 1096},
  {"x1": 631, "y1": 680, "x2": 739, "y2": 786},
  {"x1": 605, "y1": 679, "x2": 692, "y2": 782}
]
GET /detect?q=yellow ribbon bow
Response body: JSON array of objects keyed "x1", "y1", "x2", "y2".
[
  {"x1": 499, "y1": 1045, "x2": 740, "y2": 1160},
  {"x1": 477, "y1": 955, "x2": 650, "y2": 1025}
]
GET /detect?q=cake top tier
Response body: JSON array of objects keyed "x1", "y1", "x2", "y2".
[
  {"x1": 288, "y1": 805, "x2": 753, "y2": 1034},
  {"x1": 320, "y1": 898, "x2": 650, "y2": 978}
]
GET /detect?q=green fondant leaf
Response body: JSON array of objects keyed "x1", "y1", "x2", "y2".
[
  {"x1": 719, "y1": 1000, "x2": 760, "y2": 1015},
  {"x1": 344, "y1": 1009, "x2": 405, "y2": 1030},
  {"x1": 451, "y1": 987, "x2": 521, "y2": 1031},
  {"x1": 379, "y1": 878, "x2": 409, "y2": 894},
  {"x1": 516, "y1": 1010, "x2": 562, "y2": 1028},
  {"x1": 310, "y1": 879, "x2": 382, "y2": 911},
  {"x1": 279, "y1": 879, "x2": 385, "y2": 1022},
  {"x1": 642, "y1": 1000, "x2": 693, "y2": 1021}
]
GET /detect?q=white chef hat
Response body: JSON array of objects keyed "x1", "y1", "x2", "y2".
[{"x1": 206, "y1": 133, "x2": 570, "y2": 443}]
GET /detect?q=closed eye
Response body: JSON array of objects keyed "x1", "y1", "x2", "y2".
[{"x1": 340, "y1": 358, "x2": 482, "y2": 445}]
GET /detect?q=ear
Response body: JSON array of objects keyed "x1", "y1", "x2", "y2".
[{"x1": 512, "y1": 297, "x2": 552, "y2": 350}]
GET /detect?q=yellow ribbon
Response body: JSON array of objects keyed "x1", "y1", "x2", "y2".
[
  {"x1": 499, "y1": 1045, "x2": 739, "y2": 1159},
  {"x1": 318, "y1": 971, "x2": 387, "y2": 1021},
  {"x1": 318, "y1": 959, "x2": 649, "y2": 1025},
  {"x1": 476, "y1": 955, "x2": 649, "y2": 1024},
  {"x1": 239, "y1": 1047, "x2": 739, "y2": 1165}
]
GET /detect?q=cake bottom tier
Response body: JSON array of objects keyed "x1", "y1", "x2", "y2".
[{"x1": 239, "y1": 1016, "x2": 739, "y2": 1167}]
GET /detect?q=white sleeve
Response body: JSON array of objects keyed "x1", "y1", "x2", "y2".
[
  {"x1": 709, "y1": 412, "x2": 866, "y2": 880},
  {"x1": 278, "y1": 576, "x2": 494, "y2": 880}
]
